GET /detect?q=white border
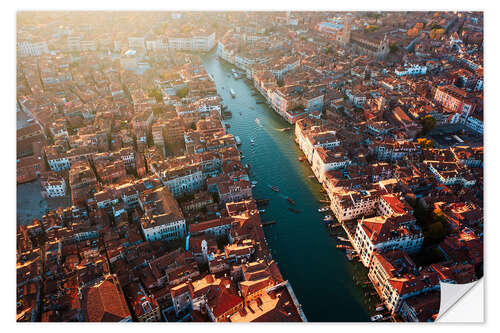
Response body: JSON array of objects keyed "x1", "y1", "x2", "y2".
[{"x1": 3, "y1": 1, "x2": 497, "y2": 332}]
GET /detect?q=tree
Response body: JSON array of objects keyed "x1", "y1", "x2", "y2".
[
  {"x1": 389, "y1": 42, "x2": 398, "y2": 54},
  {"x1": 420, "y1": 115, "x2": 437, "y2": 135},
  {"x1": 417, "y1": 137, "x2": 434, "y2": 148},
  {"x1": 425, "y1": 221, "x2": 447, "y2": 244},
  {"x1": 429, "y1": 28, "x2": 445, "y2": 40},
  {"x1": 326, "y1": 46, "x2": 333, "y2": 54},
  {"x1": 190, "y1": 122, "x2": 196, "y2": 130},
  {"x1": 176, "y1": 87, "x2": 189, "y2": 98},
  {"x1": 152, "y1": 105, "x2": 164, "y2": 117},
  {"x1": 148, "y1": 88, "x2": 163, "y2": 103}
]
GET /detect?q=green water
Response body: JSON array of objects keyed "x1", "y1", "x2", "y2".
[{"x1": 202, "y1": 52, "x2": 371, "y2": 322}]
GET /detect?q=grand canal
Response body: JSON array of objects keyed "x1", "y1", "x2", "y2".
[{"x1": 202, "y1": 52, "x2": 372, "y2": 322}]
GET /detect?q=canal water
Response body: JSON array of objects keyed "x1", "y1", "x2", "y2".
[{"x1": 202, "y1": 52, "x2": 371, "y2": 322}]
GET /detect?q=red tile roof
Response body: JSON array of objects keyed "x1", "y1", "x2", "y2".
[{"x1": 81, "y1": 275, "x2": 131, "y2": 322}]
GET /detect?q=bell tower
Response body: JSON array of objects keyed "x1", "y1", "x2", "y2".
[
  {"x1": 377, "y1": 34, "x2": 390, "y2": 60},
  {"x1": 341, "y1": 15, "x2": 351, "y2": 45}
]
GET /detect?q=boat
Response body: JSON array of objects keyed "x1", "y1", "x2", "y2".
[
  {"x1": 250, "y1": 106, "x2": 255, "y2": 110},
  {"x1": 235, "y1": 136, "x2": 241, "y2": 145},
  {"x1": 262, "y1": 220, "x2": 276, "y2": 226},
  {"x1": 281, "y1": 127, "x2": 291, "y2": 131},
  {"x1": 225, "y1": 123, "x2": 231, "y2": 129},
  {"x1": 323, "y1": 215, "x2": 334, "y2": 222},
  {"x1": 270, "y1": 185, "x2": 279, "y2": 192},
  {"x1": 308, "y1": 175, "x2": 315, "y2": 179},
  {"x1": 259, "y1": 209, "x2": 266, "y2": 213},
  {"x1": 376, "y1": 306, "x2": 385, "y2": 312},
  {"x1": 288, "y1": 207, "x2": 301, "y2": 214},
  {"x1": 337, "y1": 236, "x2": 349, "y2": 242},
  {"x1": 256, "y1": 100, "x2": 265, "y2": 104},
  {"x1": 230, "y1": 88, "x2": 236, "y2": 98},
  {"x1": 370, "y1": 315, "x2": 383, "y2": 322},
  {"x1": 298, "y1": 157, "x2": 305, "y2": 162},
  {"x1": 318, "y1": 206, "x2": 329, "y2": 212},
  {"x1": 251, "y1": 181, "x2": 258, "y2": 185},
  {"x1": 250, "y1": 138, "x2": 255, "y2": 145},
  {"x1": 256, "y1": 199, "x2": 270, "y2": 206},
  {"x1": 287, "y1": 197, "x2": 296, "y2": 205}
]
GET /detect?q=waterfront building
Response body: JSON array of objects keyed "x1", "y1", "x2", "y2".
[
  {"x1": 367, "y1": 250, "x2": 439, "y2": 315},
  {"x1": 330, "y1": 188, "x2": 382, "y2": 222},
  {"x1": 230, "y1": 281, "x2": 307, "y2": 322},
  {"x1": 353, "y1": 214, "x2": 424, "y2": 267},
  {"x1": 168, "y1": 31, "x2": 216, "y2": 52},
  {"x1": 311, "y1": 146, "x2": 351, "y2": 183}
]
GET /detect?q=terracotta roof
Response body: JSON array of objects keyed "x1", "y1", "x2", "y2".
[
  {"x1": 81, "y1": 275, "x2": 131, "y2": 322},
  {"x1": 206, "y1": 286, "x2": 243, "y2": 319}
]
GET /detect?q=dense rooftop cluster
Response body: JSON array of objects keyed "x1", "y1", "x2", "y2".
[{"x1": 17, "y1": 11, "x2": 482, "y2": 323}]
